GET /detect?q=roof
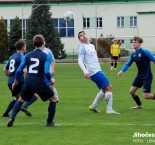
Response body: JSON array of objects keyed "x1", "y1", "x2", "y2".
[
  {"x1": 0, "y1": 0, "x2": 155, "y2": 2},
  {"x1": 0, "y1": 0, "x2": 82, "y2": 2}
]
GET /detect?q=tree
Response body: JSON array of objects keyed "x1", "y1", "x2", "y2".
[
  {"x1": 26, "y1": 0, "x2": 66, "y2": 59},
  {"x1": 0, "y1": 16, "x2": 8, "y2": 62},
  {"x1": 8, "y1": 16, "x2": 22, "y2": 56}
]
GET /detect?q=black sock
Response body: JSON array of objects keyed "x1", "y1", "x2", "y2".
[
  {"x1": 47, "y1": 102, "x2": 56, "y2": 124},
  {"x1": 132, "y1": 95, "x2": 142, "y2": 106},
  {"x1": 115, "y1": 62, "x2": 117, "y2": 68},
  {"x1": 111, "y1": 63, "x2": 113, "y2": 66}
]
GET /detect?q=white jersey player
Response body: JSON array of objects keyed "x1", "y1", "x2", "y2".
[{"x1": 78, "y1": 31, "x2": 119, "y2": 114}]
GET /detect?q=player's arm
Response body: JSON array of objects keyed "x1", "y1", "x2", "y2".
[
  {"x1": 78, "y1": 46, "x2": 90, "y2": 79},
  {"x1": 3, "y1": 60, "x2": 10, "y2": 76},
  {"x1": 12, "y1": 55, "x2": 27, "y2": 90},
  {"x1": 142, "y1": 48, "x2": 155, "y2": 63},
  {"x1": 118, "y1": 54, "x2": 133, "y2": 76}
]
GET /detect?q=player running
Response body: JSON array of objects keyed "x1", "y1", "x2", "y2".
[
  {"x1": 3, "y1": 40, "x2": 26, "y2": 117},
  {"x1": 118, "y1": 36, "x2": 155, "y2": 109},
  {"x1": 7, "y1": 35, "x2": 59, "y2": 127}
]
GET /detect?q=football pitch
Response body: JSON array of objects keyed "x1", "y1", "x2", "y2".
[{"x1": 0, "y1": 63, "x2": 155, "y2": 145}]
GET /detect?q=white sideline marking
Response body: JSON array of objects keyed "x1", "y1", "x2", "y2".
[{"x1": 0, "y1": 122, "x2": 155, "y2": 126}]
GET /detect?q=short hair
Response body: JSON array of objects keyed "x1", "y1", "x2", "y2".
[
  {"x1": 133, "y1": 36, "x2": 143, "y2": 43},
  {"x1": 78, "y1": 31, "x2": 84, "y2": 39},
  {"x1": 33, "y1": 35, "x2": 45, "y2": 47},
  {"x1": 15, "y1": 39, "x2": 25, "y2": 50}
]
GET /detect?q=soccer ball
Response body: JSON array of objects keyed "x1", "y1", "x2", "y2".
[{"x1": 63, "y1": 11, "x2": 74, "y2": 22}]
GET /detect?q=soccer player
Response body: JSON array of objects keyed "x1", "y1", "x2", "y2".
[
  {"x1": 2, "y1": 40, "x2": 26, "y2": 117},
  {"x1": 110, "y1": 39, "x2": 120, "y2": 70},
  {"x1": 7, "y1": 34, "x2": 59, "y2": 127},
  {"x1": 78, "y1": 31, "x2": 120, "y2": 114},
  {"x1": 118, "y1": 36, "x2": 155, "y2": 109},
  {"x1": 20, "y1": 47, "x2": 59, "y2": 116}
]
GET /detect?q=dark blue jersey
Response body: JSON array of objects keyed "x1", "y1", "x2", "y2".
[
  {"x1": 15, "y1": 49, "x2": 52, "y2": 83},
  {"x1": 4, "y1": 52, "x2": 24, "y2": 81},
  {"x1": 121, "y1": 48, "x2": 155, "y2": 79}
]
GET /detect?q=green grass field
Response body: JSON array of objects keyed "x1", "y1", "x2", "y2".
[{"x1": 0, "y1": 63, "x2": 155, "y2": 145}]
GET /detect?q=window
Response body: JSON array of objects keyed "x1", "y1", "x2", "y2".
[
  {"x1": 83, "y1": 17, "x2": 90, "y2": 28},
  {"x1": 117, "y1": 17, "x2": 124, "y2": 27},
  {"x1": 130, "y1": 16, "x2": 137, "y2": 27},
  {"x1": 96, "y1": 17, "x2": 102, "y2": 28},
  {"x1": 53, "y1": 18, "x2": 74, "y2": 37},
  {"x1": 21, "y1": 19, "x2": 27, "y2": 39}
]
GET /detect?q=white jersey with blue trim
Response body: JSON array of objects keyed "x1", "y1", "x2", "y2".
[
  {"x1": 43, "y1": 47, "x2": 55, "y2": 73},
  {"x1": 78, "y1": 43, "x2": 101, "y2": 76}
]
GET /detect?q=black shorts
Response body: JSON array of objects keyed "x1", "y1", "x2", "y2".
[
  {"x1": 132, "y1": 75, "x2": 152, "y2": 93},
  {"x1": 111, "y1": 56, "x2": 119, "y2": 60},
  {"x1": 8, "y1": 79, "x2": 24, "y2": 96},
  {"x1": 20, "y1": 81, "x2": 54, "y2": 102}
]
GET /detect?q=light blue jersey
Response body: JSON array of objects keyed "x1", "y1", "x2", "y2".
[
  {"x1": 43, "y1": 47, "x2": 55, "y2": 73},
  {"x1": 78, "y1": 44, "x2": 101, "y2": 76}
]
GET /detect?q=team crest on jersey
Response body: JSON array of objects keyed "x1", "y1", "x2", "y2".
[{"x1": 138, "y1": 53, "x2": 141, "y2": 57}]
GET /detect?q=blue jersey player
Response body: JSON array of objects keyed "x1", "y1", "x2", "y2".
[
  {"x1": 3, "y1": 40, "x2": 26, "y2": 117},
  {"x1": 78, "y1": 31, "x2": 120, "y2": 114},
  {"x1": 20, "y1": 47, "x2": 59, "y2": 116},
  {"x1": 7, "y1": 35, "x2": 59, "y2": 127},
  {"x1": 118, "y1": 36, "x2": 155, "y2": 109}
]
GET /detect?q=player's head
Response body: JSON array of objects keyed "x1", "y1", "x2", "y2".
[
  {"x1": 33, "y1": 35, "x2": 45, "y2": 48},
  {"x1": 132, "y1": 36, "x2": 143, "y2": 50},
  {"x1": 132, "y1": 36, "x2": 143, "y2": 44},
  {"x1": 113, "y1": 39, "x2": 117, "y2": 44},
  {"x1": 15, "y1": 39, "x2": 26, "y2": 53},
  {"x1": 78, "y1": 31, "x2": 89, "y2": 43}
]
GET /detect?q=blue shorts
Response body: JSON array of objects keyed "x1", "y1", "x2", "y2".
[
  {"x1": 132, "y1": 75, "x2": 152, "y2": 93},
  {"x1": 20, "y1": 80, "x2": 54, "y2": 102},
  {"x1": 90, "y1": 71, "x2": 110, "y2": 89}
]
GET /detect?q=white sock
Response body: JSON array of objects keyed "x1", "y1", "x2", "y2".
[
  {"x1": 105, "y1": 92, "x2": 113, "y2": 111},
  {"x1": 91, "y1": 91, "x2": 104, "y2": 108},
  {"x1": 53, "y1": 87, "x2": 59, "y2": 102}
]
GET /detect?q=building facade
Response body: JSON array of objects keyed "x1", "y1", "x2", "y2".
[{"x1": 0, "y1": 0, "x2": 155, "y2": 53}]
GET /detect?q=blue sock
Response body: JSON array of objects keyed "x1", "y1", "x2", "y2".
[
  {"x1": 3, "y1": 100, "x2": 17, "y2": 115},
  {"x1": 22, "y1": 95, "x2": 38, "y2": 108},
  {"x1": 11, "y1": 101, "x2": 23, "y2": 119},
  {"x1": 47, "y1": 102, "x2": 56, "y2": 123}
]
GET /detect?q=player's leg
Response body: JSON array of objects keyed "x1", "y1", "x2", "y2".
[
  {"x1": 143, "y1": 76, "x2": 155, "y2": 100},
  {"x1": 49, "y1": 85, "x2": 59, "y2": 103},
  {"x1": 89, "y1": 71, "x2": 108, "y2": 113},
  {"x1": 2, "y1": 95, "x2": 19, "y2": 117},
  {"x1": 130, "y1": 77, "x2": 143, "y2": 109},
  {"x1": 89, "y1": 90, "x2": 104, "y2": 113},
  {"x1": 7, "y1": 84, "x2": 34, "y2": 127},
  {"x1": 110, "y1": 58, "x2": 114, "y2": 70},
  {"x1": 3, "y1": 82, "x2": 22, "y2": 117},
  {"x1": 114, "y1": 57, "x2": 118, "y2": 70},
  {"x1": 21, "y1": 94, "x2": 38, "y2": 116},
  {"x1": 37, "y1": 84, "x2": 59, "y2": 127},
  {"x1": 7, "y1": 97, "x2": 25, "y2": 127},
  {"x1": 103, "y1": 84, "x2": 120, "y2": 114}
]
